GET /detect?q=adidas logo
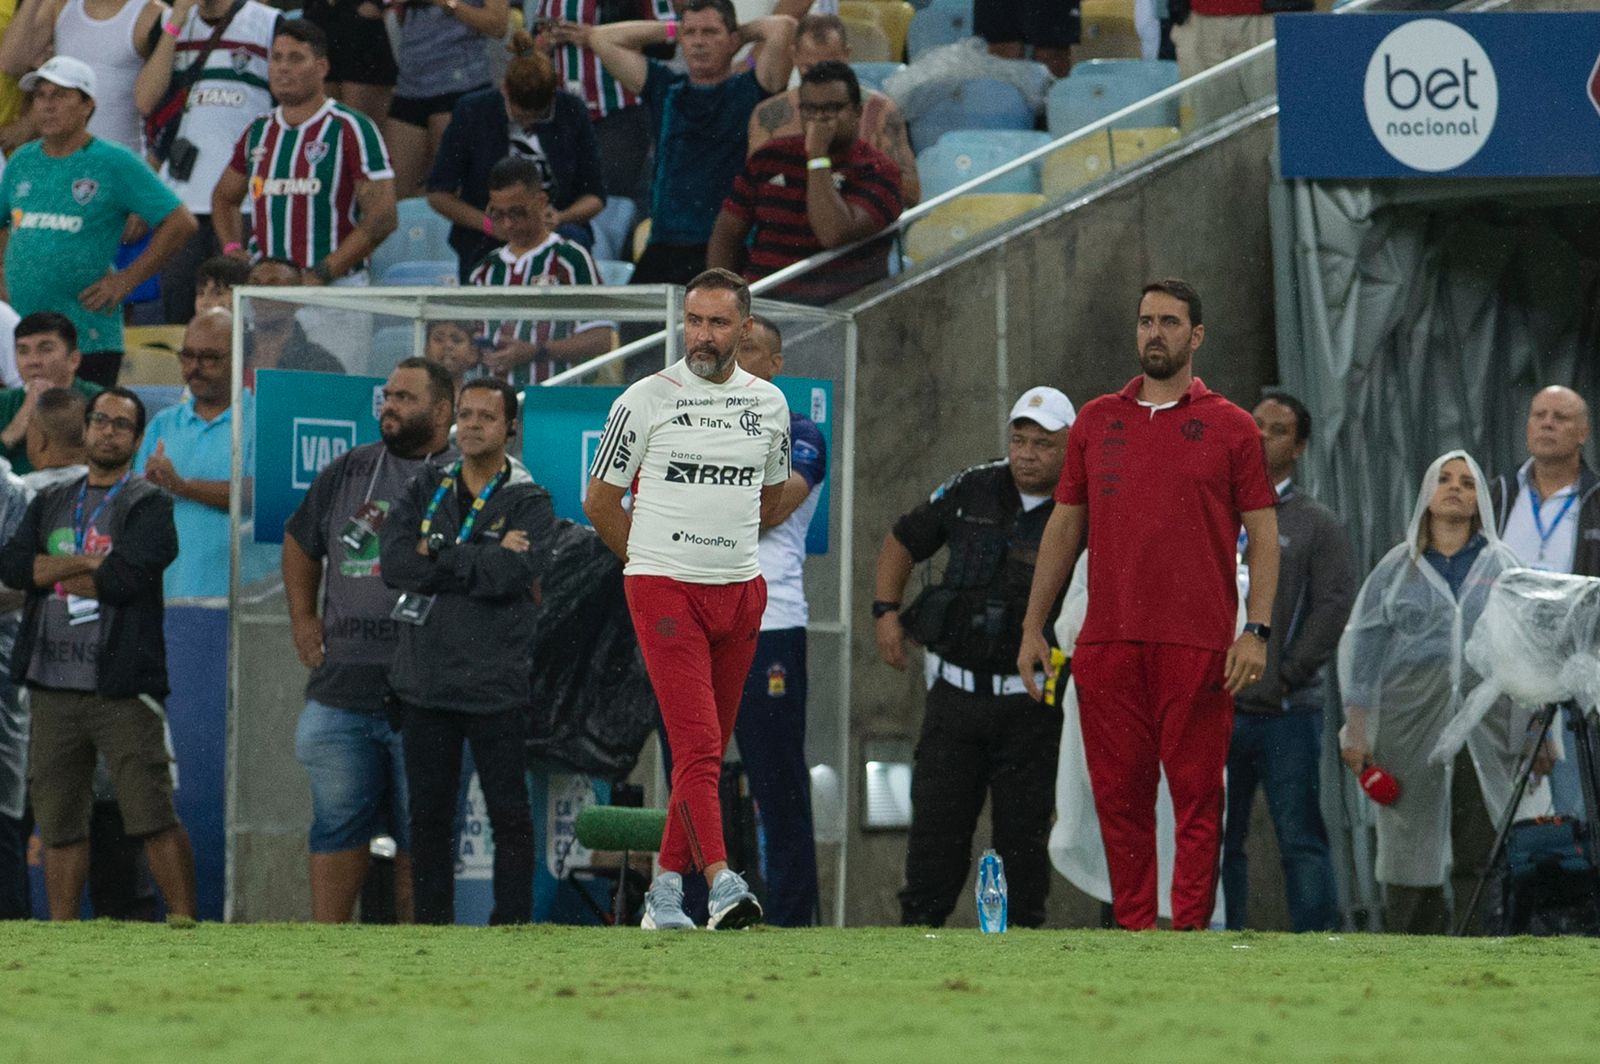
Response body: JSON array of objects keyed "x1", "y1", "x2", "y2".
[{"x1": 670, "y1": 413, "x2": 693, "y2": 427}]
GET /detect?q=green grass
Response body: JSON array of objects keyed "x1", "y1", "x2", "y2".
[{"x1": 2, "y1": 924, "x2": 1598, "y2": 1063}]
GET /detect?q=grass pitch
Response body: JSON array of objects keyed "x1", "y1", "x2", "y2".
[{"x1": 2, "y1": 924, "x2": 1598, "y2": 1063}]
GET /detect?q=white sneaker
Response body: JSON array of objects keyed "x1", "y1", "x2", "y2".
[
  {"x1": 641, "y1": 872, "x2": 696, "y2": 930},
  {"x1": 707, "y1": 869, "x2": 763, "y2": 930}
]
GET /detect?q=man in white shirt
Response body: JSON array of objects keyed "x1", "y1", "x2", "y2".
[{"x1": 584, "y1": 268, "x2": 791, "y2": 931}]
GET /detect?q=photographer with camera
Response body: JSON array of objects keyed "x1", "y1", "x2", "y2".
[
  {"x1": 137, "y1": 0, "x2": 281, "y2": 324},
  {"x1": 873, "y1": 387, "x2": 1074, "y2": 929}
]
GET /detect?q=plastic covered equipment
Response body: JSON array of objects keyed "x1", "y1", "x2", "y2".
[
  {"x1": 882, "y1": 39, "x2": 1053, "y2": 133},
  {"x1": 525, "y1": 519, "x2": 658, "y2": 781},
  {"x1": 1432, "y1": 567, "x2": 1600, "y2": 765}
]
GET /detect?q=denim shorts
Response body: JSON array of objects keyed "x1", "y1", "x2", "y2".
[{"x1": 294, "y1": 699, "x2": 409, "y2": 854}]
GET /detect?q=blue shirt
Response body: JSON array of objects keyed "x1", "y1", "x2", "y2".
[
  {"x1": 133, "y1": 392, "x2": 264, "y2": 598},
  {"x1": 641, "y1": 61, "x2": 769, "y2": 245},
  {"x1": 1423, "y1": 531, "x2": 1486, "y2": 600}
]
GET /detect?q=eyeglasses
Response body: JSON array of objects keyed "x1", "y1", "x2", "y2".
[
  {"x1": 178, "y1": 347, "x2": 227, "y2": 367},
  {"x1": 88, "y1": 412, "x2": 139, "y2": 434},
  {"x1": 486, "y1": 205, "x2": 537, "y2": 221},
  {"x1": 798, "y1": 101, "x2": 851, "y2": 118}
]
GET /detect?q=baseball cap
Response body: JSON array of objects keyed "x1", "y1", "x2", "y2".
[
  {"x1": 1008, "y1": 386, "x2": 1075, "y2": 432},
  {"x1": 20, "y1": 56, "x2": 98, "y2": 99}
]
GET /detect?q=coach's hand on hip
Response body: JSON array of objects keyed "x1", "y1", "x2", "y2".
[{"x1": 1223, "y1": 630, "x2": 1267, "y2": 695}]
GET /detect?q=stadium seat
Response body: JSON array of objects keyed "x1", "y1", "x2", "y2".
[
  {"x1": 1046, "y1": 70, "x2": 1178, "y2": 134},
  {"x1": 903, "y1": 193, "x2": 1044, "y2": 262},
  {"x1": 371, "y1": 323, "x2": 419, "y2": 367},
  {"x1": 596, "y1": 259, "x2": 635, "y2": 286},
  {"x1": 371, "y1": 197, "x2": 455, "y2": 281},
  {"x1": 908, "y1": 78, "x2": 1034, "y2": 154},
  {"x1": 129, "y1": 384, "x2": 185, "y2": 419},
  {"x1": 840, "y1": 18, "x2": 893, "y2": 62},
  {"x1": 379, "y1": 260, "x2": 459, "y2": 287},
  {"x1": 122, "y1": 325, "x2": 186, "y2": 386},
  {"x1": 589, "y1": 197, "x2": 637, "y2": 264},
  {"x1": 918, "y1": 130, "x2": 1050, "y2": 197},
  {"x1": 906, "y1": 0, "x2": 974, "y2": 59},
  {"x1": 1040, "y1": 131, "x2": 1114, "y2": 197},
  {"x1": 1076, "y1": 0, "x2": 1142, "y2": 61},
  {"x1": 1110, "y1": 126, "x2": 1181, "y2": 167},
  {"x1": 852, "y1": 61, "x2": 906, "y2": 93},
  {"x1": 840, "y1": 1, "x2": 914, "y2": 60},
  {"x1": 1072, "y1": 57, "x2": 1180, "y2": 96}
]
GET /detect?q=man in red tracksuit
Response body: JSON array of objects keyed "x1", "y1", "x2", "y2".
[
  {"x1": 584, "y1": 267, "x2": 792, "y2": 931},
  {"x1": 1018, "y1": 278, "x2": 1280, "y2": 930}
]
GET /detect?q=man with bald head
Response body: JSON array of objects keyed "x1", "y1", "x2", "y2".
[
  {"x1": 133, "y1": 308, "x2": 252, "y2": 598},
  {"x1": 1492, "y1": 386, "x2": 1595, "y2": 574}
]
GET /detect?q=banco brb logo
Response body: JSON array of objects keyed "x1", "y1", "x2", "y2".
[{"x1": 1363, "y1": 20, "x2": 1497, "y2": 173}]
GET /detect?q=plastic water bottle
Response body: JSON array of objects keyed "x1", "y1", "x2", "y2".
[{"x1": 976, "y1": 849, "x2": 1008, "y2": 934}]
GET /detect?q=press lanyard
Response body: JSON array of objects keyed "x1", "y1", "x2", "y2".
[
  {"x1": 419, "y1": 461, "x2": 507, "y2": 545},
  {"x1": 75, "y1": 473, "x2": 129, "y2": 553},
  {"x1": 1530, "y1": 485, "x2": 1579, "y2": 561}
]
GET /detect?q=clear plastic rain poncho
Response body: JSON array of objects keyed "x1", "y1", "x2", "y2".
[
  {"x1": 1048, "y1": 552, "x2": 1230, "y2": 925},
  {"x1": 1336, "y1": 450, "x2": 1529, "y2": 888}
]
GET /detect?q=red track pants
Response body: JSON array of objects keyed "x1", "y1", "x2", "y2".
[
  {"x1": 1073, "y1": 640, "x2": 1233, "y2": 930},
  {"x1": 625, "y1": 574, "x2": 766, "y2": 876}
]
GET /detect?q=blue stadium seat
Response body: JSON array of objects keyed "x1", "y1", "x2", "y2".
[
  {"x1": 908, "y1": 78, "x2": 1035, "y2": 154},
  {"x1": 1073, "y1": 58, "x2": 1181, "y2": 91},
  {"x1": 918, "y1": 131, "x2": 1050, "y2": 197},
  {"x1": 371, "y1": 198, "x2": 455, "y2": 281},
  {"x1": 379, "y1": 260, "x2": 459, "y2": 287},
  {"x1": 589, "y1": 197, "x2": 638, "y2": 265},
  {"x1": 1046, "y1": 70, "x2": 1179, "y2": 135},
  {"x1": 129, "y1": 384, "x2": 184, "y2": 419},
  {"x1": 907, "y1": 0, "x2": 974, "y2": 59},
  {"x1": 371, "y1": 324, "x2": 419, "y2": 366},
  {"x1": 596, "y1": 259, "x2": 635, "y2": 286},
  {"x1": 852, "y1": 61, "x2": 906, "y2": 94}
]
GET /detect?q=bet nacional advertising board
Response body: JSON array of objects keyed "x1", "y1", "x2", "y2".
[{"x1": 1276, "y1": 12, "x2": 1600, "y2": 179}]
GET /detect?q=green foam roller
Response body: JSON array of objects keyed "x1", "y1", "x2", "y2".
[{"x1": 575, "y1": 806, "x2": 668, "y2": 852}]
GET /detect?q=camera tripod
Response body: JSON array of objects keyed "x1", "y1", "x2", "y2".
[{"x1": 1456, "y1": 700, "x2": 1600, "y2": 935}]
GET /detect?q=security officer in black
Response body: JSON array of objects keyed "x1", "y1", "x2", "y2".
[{"x1": 874, "y1": 387, "x2": 1076, "y2": 928}]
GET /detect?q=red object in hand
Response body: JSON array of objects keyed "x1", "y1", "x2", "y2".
[{"x1": 1360, "y1": 764, "x2": 1401, "y2": 806}]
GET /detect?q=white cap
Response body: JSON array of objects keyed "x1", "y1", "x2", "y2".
[
  {"x1": 20, "y1": 56, "x2": 97, "y2": 100},
  {"x1": 1008, "y1": 386, "x2": 1075, "y2": 432}
]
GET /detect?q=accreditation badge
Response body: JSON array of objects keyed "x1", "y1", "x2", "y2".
[
  {"x1": 339, "y1": 501, "x2": 387, "y2": 553},
  {"x1": 390, "y1": 592, "x2": 436, "y2": 626}
]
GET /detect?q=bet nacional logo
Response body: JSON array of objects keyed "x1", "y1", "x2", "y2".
[{"x1": 1363, "y1": 19, "x2": 1498, "y2": 173}]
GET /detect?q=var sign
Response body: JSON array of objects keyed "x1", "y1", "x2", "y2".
[{"x1": 292, "y1": 417, "x2": 356, "y2": 489}]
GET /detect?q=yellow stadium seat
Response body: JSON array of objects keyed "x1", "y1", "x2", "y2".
[
  {"x1": 840, "y1": 17, "x2": 893, "y2": 62},
  {"x1": 904, "y1": 194, "x2": 1046, "y2": 263},
  {"x1": 1075, "y1": 0, "x2": 1141, "y2": 61},
  {"x1": 631, "y1": 217, "x2": 651, "y2": 263},
  {"x1": 1110, "y1": 126, "x2": 1181, "y2": 167},
  {"x1": 839, "y1": 1, "x2": 913, "y2": 61},
  {"x1": 1040, "y1": 131, "x2": 1113, "y2": 197},
  {"x1": 122, "y1": 325, "x2": 187, "y2": 386}
]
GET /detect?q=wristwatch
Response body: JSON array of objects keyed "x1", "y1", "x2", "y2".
[
  {"x1": 425, "y1": 532, "x2": 448, "y2": 558},
  {"x1": 1242, "y1": 622, "x2": 1271, "y2": 641},
  {"x1": 871, "y1": 599, "x2": 900, "y2": 619}
]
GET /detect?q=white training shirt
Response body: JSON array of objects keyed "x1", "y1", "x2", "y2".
[
  {"x1": 1501, "y1": 459, "x2": 1582, "y2": 573},
  {"x1": 591, "y1": 359, "x2": 791, "y2": 583}
]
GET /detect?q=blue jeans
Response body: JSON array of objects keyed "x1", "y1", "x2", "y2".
[
  {"x1": 295, "y1": 699, "x2": 410, "y2": 853},
  {"x1": 1222, "y1": 705, "x2": 1339, "y2": 932}
]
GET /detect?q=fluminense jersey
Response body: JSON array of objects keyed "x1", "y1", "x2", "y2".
[
  {"x1": 229, "y1": 97, "x2": 393, "y2": 268},
  {"x1": 536, "y1": 0, "x2": 675, "y2": 120},
  {"x1": 161, "y1": 0, "x2": 279, "y2": 213},
  {"x1": 591, "y1": 359, "x2": 790, "y2": 584},
  {"x1": 468, "y1": 232, "x2": 606, "y2": 385}
]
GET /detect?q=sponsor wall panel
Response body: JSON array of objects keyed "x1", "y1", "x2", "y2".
[
  {"x1": 1277, "y1": 12, "x2": 1600, "y2": 178},
  {"x1": 255, "y1": 369, "x2": 387, "y2": 544}
]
